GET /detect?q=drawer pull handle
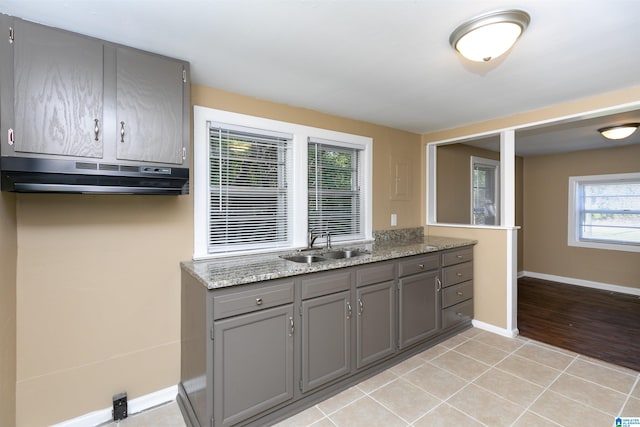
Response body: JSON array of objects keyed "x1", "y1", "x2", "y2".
[
  {"x1": 418, "y1": 264, "x2": 424, "y2": 270},
  {"x1": 457, "y1": 272, "x2": 463, "y2": 277},
  {"x1": 456, "y1": 312, "x2": 464, "y2": 317},
  {"x1": 94, "y1": 119, "x2": 100, "y2": 141},
  {"x1": 120, "y1": 121, "x2": 126, "y2": 143},
  {"x1": 456, "y1": 255, "x2": 464, "y2": 259},
  {"x1": 456, "y1": 291, "x2": 464, "y2": 296},
  {"x1": 256, "y1": 298, "x2": 263, "y2": 305}
]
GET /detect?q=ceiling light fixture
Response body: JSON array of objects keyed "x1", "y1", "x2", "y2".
[
  {"x1": 597, "y1": 123, "x2": 640, "y2": 140},
  {"x1": 450, "y1": 9, "x2": 530, "y2": 62}
]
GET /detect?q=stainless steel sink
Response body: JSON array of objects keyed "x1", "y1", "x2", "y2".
[
  {"x1": 321, "y1": 249, "x2": 367, "y2": 259},
  {"x1": 281, "y1": 254, "x2": 327, "y2": 263}
]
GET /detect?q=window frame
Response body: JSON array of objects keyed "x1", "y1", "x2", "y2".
[
  {"x1": 193, "y1": 106, "x2": 373, "y2": 259},
  {"x1": 470, "y1": 156, "x2": 500, "y2": 226},
  {"x1": 568, "y1": 172, "x2": 640, "y2": 253}
]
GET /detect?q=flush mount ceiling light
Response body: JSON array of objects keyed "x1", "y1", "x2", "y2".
[
  {"x1": 450, "y1": 9, "x2": 530, "y2": 62},
  {"x1": 597, "y1": 123, "x2": 640, "y2": 140}
]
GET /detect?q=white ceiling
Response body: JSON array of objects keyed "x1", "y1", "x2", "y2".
[{"x1": 2, "y1": 0, "x2": 640, "y2": 155}]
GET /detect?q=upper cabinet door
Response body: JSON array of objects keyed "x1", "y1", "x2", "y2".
[
  {"x1": 116, "y1": 47, "x2": 184, "y2": 164},
  {"x1": 13, "y1": 20, "x2": 104, "y2": 157}
]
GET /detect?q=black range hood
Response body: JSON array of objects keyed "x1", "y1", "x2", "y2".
[{"x1": 1, "y1": 157, "x2": 189, "y2": 195}]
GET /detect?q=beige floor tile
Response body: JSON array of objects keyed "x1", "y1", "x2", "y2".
[
  {"x1": 453, "y1": 339, "x2": 510, "y2": 365},
  {"x1": 402, "y1": 362, "x2": 468, "y2": 400},
  {"x1": 316, "y1": 386, "x2": 365, "y2": 415},
  {"x1": 413, "y1": 403, "x2": 484, "y2": 427},
  {"x1": 113, "y1": 402, "x2": 186, "y2": 427},
  {"x1": 388, "y1": 354, "x2": 426, "y2": 376},
  {"x1": 328, "y1": 396, "x2": 406, "y2": 427},
  {"x1": 370, "y1": 378, "x2": 440, "y2": 423},
  {"x1": 632, "y1": 381, "x2": 640, "y2": 399},
  {"x1": 530, "y1": 390, "x2": 613, "y2": 427},
  {"x1": 415, "y1": 343, "x2": 450, "y2": 361},
  {"x1": 473, "y1": 367, "x2": 544, "y2": 407},
  {"x1": 549, "y1": 373, "x2": 627, "y2": 416},
  {"x1": 511, "y1": 411, "x2": 562, "y2": 427},
  {"x1": 621, "y1": 397, "x2": 640, "y2": 417},
  {"x1": 273, "y1": 405, "x2": 326, "y2": 427},
  {"x1": 447, "y1": 383, "x2": 525, "y2": 427},
  {"x1": 439, "y1": 333, "x2": 469, "y2": 349},
  {"x1": 458, "y1": 327, "x2": 485, "y2": 339},
  {"x1": 513, "y1": 342, "x2": 575, "y2": 370},
  {"x1": 471, "y1": 331, "x2": 526, "y2": 353},
  {"x1": 308, "y1": 418, "x2": 337, "y2": 427},
  {"x1": 429, "y1": 351, "x2": 491, "y2": 381},
  {"x1": 566, "y1": 358, "x2": 637, "y2": 394},
  {"x1": 528, "y1": 339, "x2": 578, "y2": 358},
  {"x1": 579, "y1": 354, "x2": 640, "y2": 376},
  {"x1": 356, "y1": 369, "x2": 398, "y2": 394},
  {"x1": 496, "y1": 354, "x2": 561, "y2": 387}
]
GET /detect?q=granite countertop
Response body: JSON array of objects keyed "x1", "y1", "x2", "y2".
[{"x1": 181, "y1": 232, "x2": 477, "y2": 290}]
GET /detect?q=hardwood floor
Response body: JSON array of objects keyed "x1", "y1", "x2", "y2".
[{"x1": 518, "y1": 276, "x2": 640, "y2": 372}]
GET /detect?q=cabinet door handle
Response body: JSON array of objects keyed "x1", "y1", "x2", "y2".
[
  {"x1": 94, "y1": 119, "x2": 100, "y2": 141},
  {"x1": 456, "y1": 255, "x2": 464, "y2": 259},
  {"x1": 358, "y1": 299, "x2": 364, "y2": 316},
  {"x1": 346, "y1": 302, "x2": 352, "y2": 319},
  {"x1": 456, "y1": 312, "x2": 464, "y2": 317},
  {"x1": 120, "y1": 121, "x2": 126, "y2": 143},
  {"x1": 255, "y1": 298, "x2": 263, "y2": 306},
  {"x1": 435, "y1": 277, "x2": 442, "y2": 291},
  {"x1": 456, "y1": 291, "x2": 464, "y2": 296},
  {"x1": 289, "y1": 316, "x2": 294, "y2": 336}
]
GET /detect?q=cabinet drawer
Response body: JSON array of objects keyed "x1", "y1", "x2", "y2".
[
  {"x1": 301, "y1": 270, "x2": 351, "y2": 300},
  {"x1": 213, "y1": 281, "x2": 295, "y2": 320},
  {"x1": 442, "y1": 247, "x2": 473, "y2": 266},
  {"x1": 397, "y1": 254, "x2": 440, "y2": 278},
  {"x1": 356, "y1": 262, "x2": 395, "y2": 287},
  {"x1": 442, "y1": 262, "x2": 473, "y2": 287},
  {"x1": 442, "y1": 281, "x2": 473, "y2": 308},
  {"x1": 442, "y1": 299, "x2": 473, "y2": 329}
]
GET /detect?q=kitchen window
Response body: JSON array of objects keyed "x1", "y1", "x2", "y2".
[
  {"x1": 568, "y1": 173, "x2": 640, "y2": 253},
  {"x1": 193, "y1": 106, "x2": 372, "y2": 259},
  {"x1": 471, "y1": 156, "x2": 500, "y2": 226}
]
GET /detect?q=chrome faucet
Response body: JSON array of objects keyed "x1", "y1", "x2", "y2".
[{"x1": 307, "y1": 229, "x2": 332, "y2": 249}]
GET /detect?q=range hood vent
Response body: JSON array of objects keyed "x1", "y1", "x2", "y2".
[{"x1": 1, "y1": 157, "x2": 189, "y2": 195}]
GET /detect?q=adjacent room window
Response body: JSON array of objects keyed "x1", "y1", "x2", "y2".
[
  {"x1": 207, "y1": 124, "x2": 292, "y2": 253},
  {"x1": 308, "y1": 138, "x2": 364, "y2": 241},
  {"x1": 471, "y1": 156, "x2": 500, "y2": 225},
  {"x1": 193, "y1": 106, "x2": 372, "y2": 259},
  {"x1": 568, "y1": 173, "x2": 640, "y2": 253}
]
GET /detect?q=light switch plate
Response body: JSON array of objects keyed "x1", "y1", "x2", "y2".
[{"x1": 391, "y1": 213, "x2": 397, "y2": 226}]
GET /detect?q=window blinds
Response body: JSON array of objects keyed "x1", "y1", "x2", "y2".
[
  {"x1": 208, "y1": 124, "x2": 291, "y2": 253},
  {"x1": 308, "y1": 138, "x2": 363, "y2": 240}
]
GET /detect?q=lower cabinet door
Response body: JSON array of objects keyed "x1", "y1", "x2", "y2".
[
  {"x1": 301, "y1": 291, "x2": 351, "y2": 393},
  {"x1": 398, "y1": 271, "x2": 440, "y2": 349},
  {"x1": 356, "y1": 281, "x2": 396, "y2": 369},
  {"x1": 214, "y1": 305, "x2": 294, "y2": 427}
]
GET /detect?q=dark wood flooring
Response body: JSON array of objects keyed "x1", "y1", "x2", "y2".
[{"x1": 518, "y1": 276, "x2": 640, "y2": 372}]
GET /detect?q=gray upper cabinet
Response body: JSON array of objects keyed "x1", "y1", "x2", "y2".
[
  {"x1": 13, "y1": 19, "x2": 104, "y2": 158},
  {"x1": 213, "y1": 304, "x2": 294, "y2": 427},
  {"x1": 2, "y1": 16, "x2": 189, "y2": 166},
  {"x1": 116, "y1": 47, "x2": 185, "y2": 164}
]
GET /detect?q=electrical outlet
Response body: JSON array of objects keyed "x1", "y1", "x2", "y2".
[
  {"x1": 112, "y1": 392, "x2": 128, "y2": 421},
  {"x1": 391, "y1": 213, "x2": 397, "y2": 226}
]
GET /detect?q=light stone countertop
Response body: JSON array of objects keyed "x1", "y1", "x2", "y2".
[{"x1": 181, "y1": 234, "x2": 477, "y2": 290}]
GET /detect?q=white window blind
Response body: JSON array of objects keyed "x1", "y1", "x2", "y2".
[
  {"x1": 208, "y1": 123, "x2": 291, "y2": 253},
  {"x1": 308, "y1": 138, "x2": 364, "y2": 241}
]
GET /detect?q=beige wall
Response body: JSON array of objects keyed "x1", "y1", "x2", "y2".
[
  {"x1": 523, "y1": 144, "x2": 640, "y2": 289},
  {"x1": 14, "y1": 84, "x2": 423, "y2": 426},
  {"x1": 1, "y1": 192, "x2": 17, "y2": 427}
]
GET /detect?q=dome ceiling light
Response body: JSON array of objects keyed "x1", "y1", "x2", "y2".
[
  {"x1": 450, "y1": 9, "x2": 531, "y2": 62},
  {"x1": 597, "y1": 124, "x2": 640, "y2": 140}
]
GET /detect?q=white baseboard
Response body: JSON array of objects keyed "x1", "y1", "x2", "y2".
[
  {"x1": 520, "y1": 271, "x2": 640, "y2": 297},
  {"x1": 50, "y1": 385, "x2": 177, "y2": 427},
  {"x1": 472, "y1": 319, "x2": 519, "y2": 338}
]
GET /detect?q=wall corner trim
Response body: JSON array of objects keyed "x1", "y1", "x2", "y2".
[
  {"x1": 472, "y1": 319, "x2": 519, "y2": 338},
  {"x1": 521, "y1": 271, "x2": 640, "y2": 297},
  {"x1": 50, "y1": 385, "x2": 178, "y2": 427}
]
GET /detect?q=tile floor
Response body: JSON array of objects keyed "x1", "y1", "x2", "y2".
[{"x1": 106, "y1": 328, "x2": 640, "y2": 427}]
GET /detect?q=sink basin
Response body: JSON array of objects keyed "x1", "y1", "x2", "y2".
[
  {"x1": 321, "y1": 249, "x2": 367, "y2": 259},
  {"x1": 282, "y1": 254, "x2": 327, "y2": 263}
]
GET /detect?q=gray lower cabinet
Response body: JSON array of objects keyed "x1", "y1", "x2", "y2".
[
  {"x1": 179, "y1": 245, "x2": 474, "y2": 427},
  {"x1": 301, "y1": 290, "x2": 351, "y2": 393}
]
